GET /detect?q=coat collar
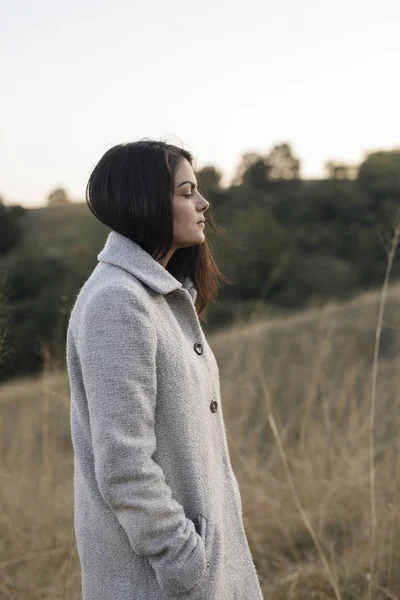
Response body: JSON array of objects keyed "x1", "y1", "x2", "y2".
[{"x1": 97, "y1": 231, "x2": 197, "y2": 303}]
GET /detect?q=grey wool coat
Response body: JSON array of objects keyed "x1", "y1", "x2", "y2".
[{"x1": 66, "y1": 230, "x2": 264, "y2": 600}]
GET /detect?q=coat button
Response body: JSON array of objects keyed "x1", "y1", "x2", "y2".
[
  {"x1": 194, "y1": 342, "x2": 203, "y2": 355},
  {"x1": 210, "y1": 400, "x2": 218, "y2": 413},
  {"x1": 206, "y1": 560, "x2": 211, "y2": 569}
]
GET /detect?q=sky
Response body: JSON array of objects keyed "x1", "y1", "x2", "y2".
[{"x1": 1, "y1": 0, "x2": 399, "y2": 208}]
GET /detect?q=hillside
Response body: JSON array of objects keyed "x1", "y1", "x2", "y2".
[{"x1": 1, "y1": 279, "x2": 400, "y2": 598}]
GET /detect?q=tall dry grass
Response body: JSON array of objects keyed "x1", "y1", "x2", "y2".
[{"x1": 1, "y1": 225, "x2": 400, "y2": 598}]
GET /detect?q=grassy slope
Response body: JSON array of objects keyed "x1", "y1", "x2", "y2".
[{"x1": 1, "y1": 275, "x2": 400, "y2": 598}]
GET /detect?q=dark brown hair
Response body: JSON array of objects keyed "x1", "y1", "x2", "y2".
[{"x1": 85, "y1": 139, "x2": 230, "y2": 321}]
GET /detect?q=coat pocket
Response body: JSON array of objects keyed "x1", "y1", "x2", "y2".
[{"x1": 194, "y1": 513, "x2": 208, "y2": 548}]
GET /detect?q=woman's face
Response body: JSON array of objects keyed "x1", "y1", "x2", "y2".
[{"x1": 171, "y1": 158, "x2": 209, "y2": 250}]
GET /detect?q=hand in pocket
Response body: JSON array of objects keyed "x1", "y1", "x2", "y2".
[
  {"x1": 193, "y1": 514, "x2": 201, "y2": 536},
  {"x1": 193, "y1": 514, "x2": 208, "y2": 544}
]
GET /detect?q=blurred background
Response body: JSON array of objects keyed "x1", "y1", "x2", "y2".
[{"x1": 1, "y1": 1, "x2": 400, "y2": 598}]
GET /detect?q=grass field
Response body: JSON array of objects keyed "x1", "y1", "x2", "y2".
[{"x1": 1, "y1": 247, "x2": 400, "y2": 599}]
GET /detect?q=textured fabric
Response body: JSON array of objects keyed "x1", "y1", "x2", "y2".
[{"x1": 66, "y1": 230, "x2": 264, "y2": 599}]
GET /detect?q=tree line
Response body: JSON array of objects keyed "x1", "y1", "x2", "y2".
[{"x1": 1, "y1": 143, "x2": 400, "y2": 384}]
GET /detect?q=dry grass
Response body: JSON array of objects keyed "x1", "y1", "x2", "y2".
[
  {"x1": 0, "y1": 370, "x2": 80, "y2": 599},
  {"x1": 2, "y1": 233, "x2": 400, "y2": 598}
]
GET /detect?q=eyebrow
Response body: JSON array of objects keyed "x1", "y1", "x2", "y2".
[{"x1": 176, "y1": 180, "x2": 197, "y2": 189}]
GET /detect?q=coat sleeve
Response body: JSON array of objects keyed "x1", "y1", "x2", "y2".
[{"x1": 76, "y1": 285, "x2": 207, "y2": 596}]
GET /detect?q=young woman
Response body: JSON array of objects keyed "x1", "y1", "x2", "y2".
[{"x1": 66, "y1": 140, "x2": 264, "y2": 599}]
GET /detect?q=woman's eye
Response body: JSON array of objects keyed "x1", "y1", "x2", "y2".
[{"x1": 183, "y1": 192, "x2": 193, "y2": 198}]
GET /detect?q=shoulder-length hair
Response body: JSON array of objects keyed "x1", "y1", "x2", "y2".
[{"x1": 85, "y1": 139, "x2": 230, "y2": 322}]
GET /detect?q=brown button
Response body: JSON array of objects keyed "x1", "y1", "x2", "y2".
[
  {"x1": 194, "y1": 342, "x2": 203, "y2": 355},
  {"x1": 210, "y1": 400, "x2": 218, "y2": 413}
]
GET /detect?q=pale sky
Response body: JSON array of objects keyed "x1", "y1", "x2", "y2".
[{"x1": 1, "y1": 0, "x2": 399, "y2": 208}]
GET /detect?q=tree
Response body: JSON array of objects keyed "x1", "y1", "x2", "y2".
[
  {"x1": 356, "y1": 149, "x2": 400, "y2": 229},
  {"x1": 357, "y1": 149, "x2": 400, "y2": 200},
  {"x1": 265, "y1": 143, "x2": 301, "y2": 181},
  {"x1": 47, "y1": 187, "x2": 71, "y2": 206},
  {"x1": 324, "y1": 160, "x2": 358, "y2": 180},
  {"x1": 231, "y1": 152, "x2": 265, "y2": 187},
  {"x1": 197, "y1": 165, "x2": 223, "y2": 196},
  {"x1": 0, "y1": 196, "x2": 25, "y2": 255},
  {"x1": 232, "y1": 143, "x2": 301, "y2": 190}
]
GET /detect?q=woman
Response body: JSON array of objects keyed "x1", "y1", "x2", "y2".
[{"x1": 66, "y1": 140, "x2": 264, "y2": 599}]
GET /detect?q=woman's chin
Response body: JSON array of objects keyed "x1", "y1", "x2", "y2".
[
  {"x1": 176, "y1": 231, "x2": 205, "y2": 248},
  {"x1": 195, "y1": 231, "x2": 205, "y2": 244}
]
